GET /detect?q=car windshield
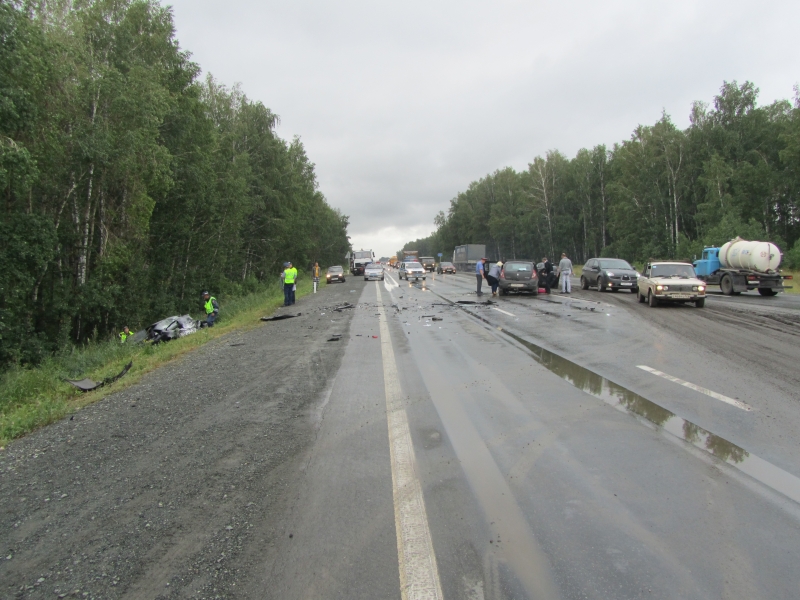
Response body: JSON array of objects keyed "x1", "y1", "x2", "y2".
[
  {"x1": 505, "y1": 262, "x2": 533, "y2": 271},
  {"x1": 599, "y1": 259, "x2": 633, "y2": 270},
  {"x1": 328, "y1": 266, "x2": 343, "y2": 273},
  {"x1": 650, "y1": 264, "x2": 696, "y2": 278},
  {"x1": 366, "y1": 264, "x2": 381, "y2": 270},
  {"x1": 353, "y1": 251, "x2": 371, "y2": 259},
  {"x1": 441, "y1": 262, "x2": 453, "y2": 267}
]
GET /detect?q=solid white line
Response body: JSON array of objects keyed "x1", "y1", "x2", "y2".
[
  {"x1": 492, "y1": 307, "x2": 515, "y2": 317},
  {"x1": 376, "y1": 285, "x2": 444, "y2": 600},
  {"x1": 637, "y1": 365, "x2": 753, "y2": 411}
]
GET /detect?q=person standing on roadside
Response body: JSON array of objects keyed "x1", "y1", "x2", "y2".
[
  {"x1": 557, "y1": 252, "x2": 573, "y2": 294},
  {"x1": 119, "y1": 326, "x2": 132, "y2": 342},
  {"x1": 281, "y1": 261, "x2": 298, "y2": 306},
  {"x1": 475, "y1": 257, "x2": 486, "y2": 296},
  {"x1": 202, "y1": 291, "x2": 220, "y2": 326},
  {"x1": 312, "y1": 262, "x2": 321, "y2": 293},
  {"x1": 487, "y1": 260, "x2": 502, "y2": 296},
  {"x1": 542, "y1": 256, "x2": 554, "y2": 294}
]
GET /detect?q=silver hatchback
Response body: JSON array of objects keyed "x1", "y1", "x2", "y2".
[
  {"x1": 399, "y1": 261, "x2": 426, "y2": 281},
  {"x1": 364, "y1": 263, "x2": 384, "y2": 281}
]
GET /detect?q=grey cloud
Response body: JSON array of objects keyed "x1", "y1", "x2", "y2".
[{"x1": 166, "y1": 0, "x2": 800, "y2": 257}]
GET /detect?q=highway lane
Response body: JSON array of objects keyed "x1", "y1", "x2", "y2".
[{"x1": 262, "y1": 272, "x2": 800, "y2": 598}]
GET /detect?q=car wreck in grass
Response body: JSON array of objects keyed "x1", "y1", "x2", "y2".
[{"x1": 146, "y1": 315, "x2": 202, "y2": 344}]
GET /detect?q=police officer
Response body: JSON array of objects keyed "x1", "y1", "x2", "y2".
[
  {"x1": 202, "y1": 291, "x2": 219, "y2": 326},
  {"x1": 541, "y1": 256, "x2": 554, "y2": 294},
  {"x1": 281, "y1": 261, "x2": 298, "y2": 306},
  {"x1": 119, "y1": 326, "x2": 132, "y2": 342}
]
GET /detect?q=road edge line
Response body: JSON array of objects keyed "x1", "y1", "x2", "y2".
[{"x1": 376, "y1": 285, "x2": 444, "y2": 600}]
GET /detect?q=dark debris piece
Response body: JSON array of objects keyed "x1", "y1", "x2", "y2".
[
  {"x1": 260, "y1": 313, "x2": 301, "y2": 322},
  {"x1": 66, "y1": 361, "x2": 133, "y2": 392}
]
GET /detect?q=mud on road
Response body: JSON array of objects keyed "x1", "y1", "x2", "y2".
[{"x1": 0, "y1": 282, "x2": 363, "y2": 600}]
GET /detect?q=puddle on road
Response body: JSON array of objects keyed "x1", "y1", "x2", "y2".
[{"x1": 420, "y1": 289, "x2": 800, "y2": 506}]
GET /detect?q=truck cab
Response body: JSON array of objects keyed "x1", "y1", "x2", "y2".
[{"x1": 693, "y1": 247, "x2": 721, "y2": 278}]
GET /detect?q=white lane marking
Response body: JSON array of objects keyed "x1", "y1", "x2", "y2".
[
  {"x1": 637, "y1": 365, "x2": 753, "y2": 411},
  {"x1": 384, "y1": 272, "x2": 400, "y2": 290},
  {"x1": 376, "y1": 285, "x2": 444, "y2": 600},
  {"x1": 491, "y1": 307, "x2": 515, "y2": 317}
]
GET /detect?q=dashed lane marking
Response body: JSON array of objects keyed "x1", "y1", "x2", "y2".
[
  {"x1": 491, "y1": 307, "x2": 515, "y2": 317},
  {"x1": 376, "y1": 285, "x2": 444, "y2": 600},
  {"x1": 637, "y1": 365, "x2": 753, "y2": 411}
]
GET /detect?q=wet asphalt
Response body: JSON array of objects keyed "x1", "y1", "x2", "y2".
[{"x1": 2, "y1": 272, "x2": 800, "y2": 599}]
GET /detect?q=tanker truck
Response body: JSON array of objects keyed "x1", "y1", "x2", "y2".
[{"x1": 693, "y1": 238, "x2": 793, "y2": 296}]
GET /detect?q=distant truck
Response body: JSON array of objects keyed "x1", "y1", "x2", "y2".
[
  {"x1": 693, "y1": 238, "x2": 793, "y2": 296},
  {"x1": 401, "y1": 250, "x2": 419, "y2": 263},
  {"x1": 453, "y1": 244, "x2": 486, "y2": 273},
  {"x1": 350, "y1": 249, "x2": 374, "y2": 275},
  {"x1": 389, "y1": 256, "x2": 398, "y2": 266},
  {"x1": 420, "y1": 256, "x2": 436, "y2": 272}
]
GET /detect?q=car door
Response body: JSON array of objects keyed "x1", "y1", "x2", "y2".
[
  {"x1": 640, "y1": 264, "x2": 651, "y2": 295},
  {"x1": 586, "y1": 259, "x2": 598, "y2": 286}
]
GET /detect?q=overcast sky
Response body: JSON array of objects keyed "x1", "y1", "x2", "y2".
[{"x1": 165, "y1": 0, "x2": 799, "y2": 259}]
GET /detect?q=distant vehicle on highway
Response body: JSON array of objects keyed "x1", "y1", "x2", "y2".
[
  {"x1": 420, "y1": 257, "x2": 436, "y2": 272},
  {"x1": 326, "y1": 265, "x2": 346, "y2": 283},
  {"x1": 581, "y1": 258, "x2": 639, "y2": 293},
  {"x1": 437, "y1": 261, "x2": 456, "y2": 274},
  {"x1": 638, "y1": 262, "x2": 706, "y2": 308},
  {"x1": 399, "y1": 261, "x2": 426, "y2": 282},
  {"x1": 364, "y1": 263, "x2": 384, "y2": 281},
  {"x1": 498, "y1": 260, "x2": 539, "y2": 296}
]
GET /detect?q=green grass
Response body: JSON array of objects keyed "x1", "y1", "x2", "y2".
[
  {"x1": 782, "y1": 269, "x2": 799, "y2": 294},
  {"x1": 0, "y1": 279, "x2": 315, "y2": 447}
]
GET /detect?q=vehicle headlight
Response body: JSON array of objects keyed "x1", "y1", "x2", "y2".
[
  {"x1": 607, "y1": 272, "x2": 615, "y2": 277},
  {"x1": 656, "y1": 284, "x2": 666, "y2": 291},
  {"x1": 697, "y1": 285, "x2": 705, "y2": 292}
]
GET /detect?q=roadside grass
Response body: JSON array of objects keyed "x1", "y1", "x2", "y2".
[
  {"x1": 782, "y1": 269, "x2": 799, "y2": 294},
  {"x1": 0, "y1": 279, "x2": 314, "y2": 447}
]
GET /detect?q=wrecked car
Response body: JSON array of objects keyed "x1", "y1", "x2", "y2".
[{"x1": 146, "y1": 315, "x2": 201, "y2": 344}]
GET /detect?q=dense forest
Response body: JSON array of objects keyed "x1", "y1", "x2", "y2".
[
  {"x1": 401, "y1": 81, "x2": 800, "y2": 272},
  {"x1": 0, "y1": 1, "x2": 350, "y2": 366}
]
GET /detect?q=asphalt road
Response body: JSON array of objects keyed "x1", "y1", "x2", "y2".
[{"x1": 2, "y1": 271, "x2": 800, "y2": 599}]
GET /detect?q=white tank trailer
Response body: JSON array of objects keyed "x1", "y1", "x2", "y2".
[{"x1": 693, "y1": 237, "x2": 793, "y2": 296}]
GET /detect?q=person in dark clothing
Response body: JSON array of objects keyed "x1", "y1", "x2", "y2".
[{"x1": 542, "y1": 256, "x2": 554, "y2": 294}]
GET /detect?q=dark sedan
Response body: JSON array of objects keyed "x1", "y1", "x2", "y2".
[
  {"x1": 437, "y1": 261, "x2": 456, "y2": 274},
  {"x1": 498, "y1": 260, "x2": 539, "y2": 295},
  {"x1": 581, "y1": 258, "x2": 638, "y2": 293},
  {"x1": 326, "y1": 265, "x2": 346, "y2": 283}
]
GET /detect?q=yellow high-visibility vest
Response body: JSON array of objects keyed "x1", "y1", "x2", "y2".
[
  {"x1": 204, "y1": 296, "x2": 217, "y2": 315},
  {"x1": 284, "y1": 267, "x2": 298, "y2": 284}
]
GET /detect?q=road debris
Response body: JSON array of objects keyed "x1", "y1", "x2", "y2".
[
  {"x1": 65, "y1": 361, "x2": 133, "y2": 392},
  {"x1": 260, "y1": 313, "x2": 301, "y2": 322}
]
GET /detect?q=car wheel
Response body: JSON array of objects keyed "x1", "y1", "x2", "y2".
[
  {"x1": 580, "y1": 276, "x2": 589, "y2": 290},
  {"x1": 695, "y1": 298, "x2": 705, "y2": 308},
  {"x1": 720, "y1": 274, "x2": 734, "y2": 296},
  {"x1": 342, "y1": 278, "x2": 346, "y2": 282},
  {"x1": 648, "y1": 291, "x2": 658, "y2": 307},
  {"x1": 597, "y1": 276, "x2": 605, "y2": 291},
  {"x1": 638, "y1": 290, "x2": 646, "y2": 303},
  {"x1": 631, "y1": 287, "x2": 638, "y2": 294}
]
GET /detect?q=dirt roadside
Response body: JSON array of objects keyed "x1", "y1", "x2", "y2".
[{"x1": 0, "y1": 281, "x2": 365, "y2": 599}]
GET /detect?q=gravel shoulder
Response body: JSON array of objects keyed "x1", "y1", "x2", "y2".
[{"x1": 0, "y1": 282, "x2": 362, "y2": 600}]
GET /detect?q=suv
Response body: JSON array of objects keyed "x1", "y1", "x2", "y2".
[
  {"x1": 399, "y1": 261, "x2": 426, "y2": 282},
  {"x1": 638, "y1": 262, "x2": 706, "y2": 308},
  {"x1": 581, "y1": 258, "x2": 639, "y2": 293},
  {"x1": 420, "y1": 257, "x2": 436, "y2": 272}
]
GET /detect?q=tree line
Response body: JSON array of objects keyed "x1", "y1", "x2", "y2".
[
  {"x1": 401, "y1": 81, "x2": 800, "y2": 272},
  {"x1": 0, "y1": 0, "x2": 350, "y2": 367}
]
